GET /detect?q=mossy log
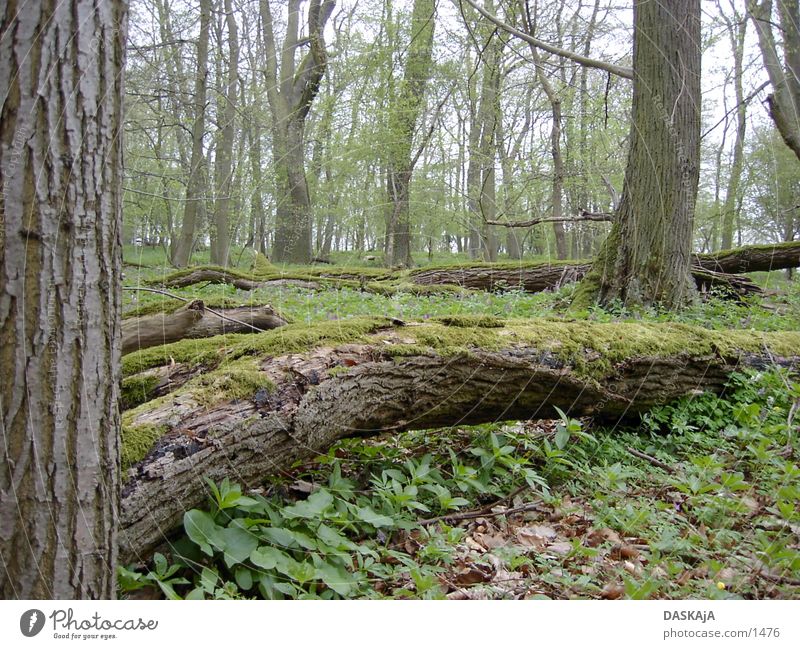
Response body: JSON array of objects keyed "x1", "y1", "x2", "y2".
[
  {"x1": 155, "y1": 267, "x2": 322, "y2": 290},
  {"x1": 118, "y1": 317, "x2": 800, "y2": 562},
  {"x1": 147, "y1": 242, "x2": 800, "y2": 298},
  {"x1": 408, "y1": 262, "x2": 761, "y2": 296},
  {"x1": 121, "y1": 300, "x2": 287, "y2": 355},
  {"x1": 696, "y1": 240, "x2": 800, "y2": 274}
]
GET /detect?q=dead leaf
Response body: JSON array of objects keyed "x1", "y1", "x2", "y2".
[
  {"x1": 601, "y1": 583, "x2": 625, "y2": 599},
  {"x1": 548, "y1": 541, "x2": 573, "y2": 556},
  {"x1": 586, "y1": 527, "x2": 623, "y2": 547}
]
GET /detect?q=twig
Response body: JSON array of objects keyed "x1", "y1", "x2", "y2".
[
  {"x1": 626, "y1": 446, "x2": 675, "y2": 473},
  {"x1": 419, "y1": 484, "x2": 536, "y2": 526},
  {"x1": 485, "y1": 210, "x2": 612, "y2": 228},
  {"x1": 122, "y1": 286, "x2": 276, "y2": 334}
]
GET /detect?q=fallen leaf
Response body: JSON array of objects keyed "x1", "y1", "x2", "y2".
[{"x1": 601, "y1": 583, "x2": 625, "y2": 599}]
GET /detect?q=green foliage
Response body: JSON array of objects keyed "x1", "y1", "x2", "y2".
[{"x1": 121, "y1": 368, "x2": 800, "y2": 600}]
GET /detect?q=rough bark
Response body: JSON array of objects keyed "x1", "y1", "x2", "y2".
[
  {"x1": 0, "y1": 0, "x2": 127, "y2": 598},
  {"x1": 118, "y1": 322, "x2": 800, "y2": 563},
  {"x1": 122, "y1": 301, "x2": 287, "y2": 355},
  {"x1": 586, "y1": 0, "x2": 701, "y2": 308}
]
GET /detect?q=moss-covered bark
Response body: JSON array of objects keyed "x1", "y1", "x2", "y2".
[{"x1": 118, "y1": 317, "x2": 800, "y2": 563}]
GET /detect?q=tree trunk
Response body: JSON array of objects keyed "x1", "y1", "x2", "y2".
[
  {"x1": 580, "y1": 0, "x2": 700, "y2": 309},
  {"x1": 171, "y1": 0, "x2": 211, "y2": 268},
  {"x1": 749, "y1": 0, "x2": 800, "y2": 163},
  {"x1": 260, "y1": 0, "x2": 335, "y2": 264},
  {"x1": 721, "y1": 1, "x2": 747, "y2": 250},
  {"x1": 210, "y1": 0, "x2": 239, "y2": 267},
  {"x1": 384, "y1": 0, "x2": 436, "y2": 268},
  {"x1": 122, "y1": 301, "x2": 287, "y2": 355},
  {"x1": 118, "y1": 319, "x2": 800, "y2": 562},
  {"x1": 0, "y1": 0, "x2": 126, "y2": 598}
]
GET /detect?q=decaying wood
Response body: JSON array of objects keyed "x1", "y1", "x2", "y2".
[
  {"x1": 122, "y1": 300, "x2": 287, "y2": 354},
  {"x1": 409, "y1": 263, "x2": 762, "y2": 296},
  {"x1": 695, "y1": 241, "x2": 800, "y2": 274},
  {"x1": 149, "y1": 241, "x2": 800, "y2": 297},
  {"x1": 158, "y1": 267, "x2": 321, "y2": 290},
  {"x1": 118, "y1": 323, "x2": 800, "y2": 562}
]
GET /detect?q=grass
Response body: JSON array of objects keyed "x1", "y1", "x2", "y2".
[{"x1": 118, "y1": 248, "x2": 800, "y2": 600}]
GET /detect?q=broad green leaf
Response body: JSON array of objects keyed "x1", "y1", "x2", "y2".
[
  {"x1": 282, "y1": 489, "x2": 334, "y2": 519},
  {"x1": 315, "y1": 560, "x2": 357, "y2": 597},
  {"x1": 220, "y1": 525, "x2": 259, "y2": 567},
  {"x1": 355, "y1": 506, "x2": 394, "y2": 528},
  {"x1": 316, "y1": 523, "x2": 356, "y2": 551},
  {"x1": 235, "y1": 567, "x2": 254, "y2": 591},
  {"x1": 250, "y1": 546, "x2": 289, "y2": 570},
  {"x1": 184, "y1": 509, "x2": 223, "y2": 556},
  {"x1": 260, "y1": 526, "x2": 295, "y2": 549}
]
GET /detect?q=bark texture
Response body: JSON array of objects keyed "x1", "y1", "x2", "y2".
[
  {"x1": 0, "y1": 0, "x2": 127, "y2": 598},
  {"x1": 589, "y1": 0, "x2": 701, "y2": 308},
  {"x1": 118, "y1": 321, "x2": 800, "y2": 563},
  {"x1": 122, "y1": 301, "x2": 287, "y2": 355}
]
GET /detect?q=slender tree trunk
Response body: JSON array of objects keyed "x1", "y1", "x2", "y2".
[
  {"x1": 578, "y1": 0, "x2": 700, "y2": 309},
  {"x1": 260, "y1": 0, "x2": 335, "y2": 264},
  {"x1": 526, "y1": 35, "x2": 567, "y2": 259},
  {"x1": 385, "y1": 0, "x2": 436, "y2": 268},
  {"x1": 171, "y1": 0, "x2": 211, "y2": 267},
  {"x1": 211, "y1": 0, "x2": 239, "y2": 267},
  {"x1": 0, "y1": 0, "x2": 126, "y2": 598},
  {"x1": 720, "y1": 0, "x2": 747, "y2": 250}
]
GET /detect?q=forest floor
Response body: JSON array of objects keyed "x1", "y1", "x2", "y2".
[{"x1": 119, "y1": 247, "x2": 800, "y2": 600}]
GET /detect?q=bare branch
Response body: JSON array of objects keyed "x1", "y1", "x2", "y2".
[
  {"x1": 485, "y1": 209, "x2": 613, "y2": 228},
  {"x1": 459, "y1": 0, "x2": 633, "y2": 79}
]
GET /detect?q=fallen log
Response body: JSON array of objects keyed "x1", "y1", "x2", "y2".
[
  {"x1": 121, "y1": 300, "x2": 287, "y2": 355},
  {"x1": 118, "y1": 317, "x2": 800, "y2": 562},
  {"x1": 145, "y1": 242, "x2": 800, "y2": 297},
  {"x1": 696, "y1": 240, "x2": 800, "y2": 274},
  {"x1": 154, "y1": 267, "x2": 322, "y2": 290},
  {"x1": 408, "y1": 261, "x2": 761, "y2": 296}
]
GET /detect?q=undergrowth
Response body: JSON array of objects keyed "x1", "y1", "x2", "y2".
[{"x1": 120, "y1": 370, "x2": 800, "y2": 600}]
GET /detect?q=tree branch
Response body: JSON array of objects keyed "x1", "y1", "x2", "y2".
[{"x1": 459, "y1": 0, "x2": 633, "y2": 79}]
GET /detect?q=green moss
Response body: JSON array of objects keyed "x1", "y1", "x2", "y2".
[
  {"x1": 123, "y1": 298, "x2": 187, "y2": 319},
  {"x1": 699, "y1": 240, "x2": 800, "y2": 260},
  {"x1": 122, "y1": 316, "x2": 395, "y2": 377},
  {"x1": 406, "y1": 258, "x2": 584, "y2": 276},
  {"x1": 188, "y1": 359, "x2": 276, "y2": 401},
  {"x1": 570, "y1": 226, "x2": 619, "y2": 311},
  {"x1": 122, "y1": 334, "x2": 238, "y2": 376},
  {"x1": 432, "y1": 314, "x2": 506, "y2": 328},
  {"x1": 371, "y1": 319, "x2": 800, "y2": 379},
  {"x1": 121, "y1": 374, "x2": 160, "y2": 410},
  {"x1": 121, "y1": 421, "x2": 168, "y2": 471},
  {"x1": 251, "y1": 252, "x2": 275, "y2": 277},
  {"x1": 149, "y1": 265, "x2": 261, "y2": 286}
]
